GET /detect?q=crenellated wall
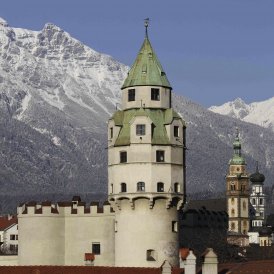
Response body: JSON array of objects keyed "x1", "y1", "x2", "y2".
[{"x1": 18, "y1": 199, "x2": 115, "y2": 266}]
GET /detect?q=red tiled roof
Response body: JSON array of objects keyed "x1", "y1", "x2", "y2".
[
  {"x1": 0, "y1": 216, "x2": 17, "y2": 231},
  {"x1": 218, "y1": 260, "x2": 274, "y2": 274},
  {"x1": 0, "y1": 266, "x2": 162, "y2": 274}
]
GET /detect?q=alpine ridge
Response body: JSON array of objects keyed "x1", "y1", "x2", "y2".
[
  {"x1": 0, "y1": 18, "x2": 274, "y2": 213},
  {"x1": 209, "y1": 97, "x2": 274, "y2": 132}
]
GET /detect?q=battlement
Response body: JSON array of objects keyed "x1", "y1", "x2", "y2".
[{"x1": 17, "y1": 197, "x2": 114, "y2": 217}]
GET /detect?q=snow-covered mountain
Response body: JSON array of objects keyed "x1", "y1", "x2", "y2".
[
  {"x1": 0, "y1": 18, "x2": 274, "y2": 212},
  {"x1": 209, "y1": 97, "x2": 274, "y2": 132}
]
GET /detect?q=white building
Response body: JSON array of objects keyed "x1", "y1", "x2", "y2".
[
  {"x1": 17, "y1": 22, "x2": 186, "y2": 267},
  {"x1": 0, "y1": 216, "x2": 18, "y2": 254}
]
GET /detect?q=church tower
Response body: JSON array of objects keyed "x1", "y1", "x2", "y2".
[
  {"x1": 250, "y1": 162, "x2": 266, "y2": 228},
  {"x1": 108, "y1": 21, "x2": 186, "y2": 267},
  {"x1": 226, "y1": 130, "x2": 250, "y2": 243}
]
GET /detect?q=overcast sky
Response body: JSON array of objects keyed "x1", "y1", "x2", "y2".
[{"x1": 1, "y1": 0, "x2": 274, "y2": 107}]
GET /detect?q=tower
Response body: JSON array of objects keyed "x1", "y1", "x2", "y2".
[
  {"x1": 250, "y1": 162, "x2": 266, "y2": 228},
  {"x1": 226, "y1": 130, "x2": 249, "y2": 243},
  {"x1": 108, "y1": 21, "x2": 186, "y2": 267}
]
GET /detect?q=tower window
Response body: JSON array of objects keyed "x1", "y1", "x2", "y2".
[
  {"x1": 120, "y1": 151, "x2": 127, "y2": 163},
  {"x1": 174, "y1": 126, "x2": 179, "y2": 137},
  {"x1": 136, "y1": 124, "x2": 146, "y2": 136},
  {"x1": 121, "y1": 183, "x2": 127, "y2": 193},
  {"x1": 243, "y1": 201, "x2": 246, "y2": 210},
  {"x1": 128, "y1": 89, "x2": 135, "y2": 101},
  {"x1": 146, "y1": 249, "x2": 156, "y2": 261},
  {"x1": 156, "y1": 150, "x2": 165, "y2": 162},
  {"x1": 92, "y1": 243, "x2": 101, "y2": 255},
  {"x1": 110, "y1": 127, "x2": 113, "y2": 139},
  {"x1": 157, "y1": 182, "x2": 164, "y2": 192},
  {"x1": 259, "y1": 199, "x2": 263, "y2": 205},
  {"x1": 231, "y1": 222, "x2": 235, "y2": 231},
  {"x1": 230, "y1": 183, "x2": 236, "y2": 191},
  {"x1": 172, "y1": 221, "x2": 178, "y2": 232},
  {"x1": 252, "y1": 198, "x2": 256, "y2": 205},
  {"x1": 111, "y1": 184, "x2": 113, "y2": 194},
  {"x1": 174, "y1": 183, "x2": 180, "y2": 193},
  {"x1": 151, "y1": 88, "x2": 160, "y2": 101},
  {"x1": 137, "y1": 182, "x2": 145, "y2": 192},
  {"x1": 231, "y1": 209, "x2": 235, "y2": 216}
]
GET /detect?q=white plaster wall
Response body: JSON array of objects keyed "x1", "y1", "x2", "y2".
[
  {"x1": 64, "y1": 213, "x2": 115, "y2": 266},
  {"x1": 121, "y1": 86, "x2": 171, "y2": 109},
  {"x1": 114, "y1": 198, "x2": 179, "y2": 267},
  {"x1": 18, "y1": 213, "x2": 65, "y2": 265}
]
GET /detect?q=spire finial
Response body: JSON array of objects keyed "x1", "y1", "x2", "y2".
[
  {"x1": 236, "y1": 127, "x2": 239, "y2": 138},
  {"x1": 144, "y1": 18, "x2": 149, "y2": 37},
  {"x1": 256, "y1": 161, "x2": 259, "y2": 172}
]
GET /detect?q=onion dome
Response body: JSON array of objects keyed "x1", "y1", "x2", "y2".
[
  {"x1": 250, "y1": 162, "x2": 265, "y2": 185},
  {"x1": 229, "y1": 128, "x2": 245, "y2": 165}
]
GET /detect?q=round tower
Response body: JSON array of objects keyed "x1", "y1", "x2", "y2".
[
  {"x1": 108, "y1": 21, "x2": 186, "y2": 267},
  {"x1": 250, "y1": 162, "x2": 266, "y2": 228},
  {"x1": 226, "y1": 129, "x2": 250, "y2": 238}
]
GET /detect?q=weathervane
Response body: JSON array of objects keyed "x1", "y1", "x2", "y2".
[{"x1": 144, "y1": 18, "x2": 149, "y2": 37}]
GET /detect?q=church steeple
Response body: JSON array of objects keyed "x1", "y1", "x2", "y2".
[{"x1": 230, "y1": 128, "x2": 245, "y2": 166}]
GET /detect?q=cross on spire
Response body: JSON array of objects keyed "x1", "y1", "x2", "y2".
[{"x1": 144, "y1": 18, "x2": 149, "y2": 37}]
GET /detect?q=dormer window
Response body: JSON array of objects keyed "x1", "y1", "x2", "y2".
[
  {"x1": 128, "y1": 89, "x2": 135, "y2": 101},
  {"x1": 156, "y1": 150, "x2": 165, "y2": 162},
  {"x1": 136, "y1": 124, "x2": 146, "y2": 136},
  {"x1": 151, "y1": 88, "x2": 160, "y2": 101},
  {"x1": 174, "y1": 126, "x2": 179, "y2": 137},
  {"x1": 120, "y1": 151, "x2": 127, "y2": 163}
]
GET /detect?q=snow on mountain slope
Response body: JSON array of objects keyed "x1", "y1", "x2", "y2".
[{"x1": 209, "y1": 97, "x2": 274, "y2": 132}]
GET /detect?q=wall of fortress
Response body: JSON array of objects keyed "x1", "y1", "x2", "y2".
[{"x1": 17, "y1": 199, "x2": 115, "y2": 266}]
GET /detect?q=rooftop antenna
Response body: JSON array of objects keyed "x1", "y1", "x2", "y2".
[{"x1": 144, "y1": 18, "x2": 149, "y2": 37}]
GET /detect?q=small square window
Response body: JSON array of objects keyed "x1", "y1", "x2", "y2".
[
  {"x1": 128, "y1": 89, "x2": 135, "y2": 101},
  {"x1": 136, "y1": 124, "x2": 146, "y2": 136},
  {"x1": 151, "y1": 88, "x2": 160, "y2": 101},
  {"x1": 120, "y1": 151, "x2": 127, "y2": 163},
  {"x1": 156, "y1": 150, "x2": 165, "y2": 162},
  {"x1": 137, "y1": 182, "x2": 145, "y2": 192},
  {"x1": 92, "y1": 243, "x2": 101, "y2": 255},
  {"x1": 174, "y1": 126, "x2": 179, "y2": 137}
]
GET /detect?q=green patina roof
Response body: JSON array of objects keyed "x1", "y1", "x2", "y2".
[
  {"x1": 122, "y1": 36, "x2": 172, "y2": 89},
  {"x1": 229, "y1": 130, "x2": 246, "y2": 165},
  {"x1": 111, "y1": 108, "x2": 183, "y2": 146}
]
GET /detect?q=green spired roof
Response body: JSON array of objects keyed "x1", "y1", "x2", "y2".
[
  {"x1": 110, "y1": 108, "x2": 184, "y2": 146},
  {"x1": 122, "y1": 32, "x2": 172, "y2": 90},
  {"x1": 229, "y1": 129, "x2": 246, "y2": 165}
]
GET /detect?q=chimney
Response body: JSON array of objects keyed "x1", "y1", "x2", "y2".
[
  {"x1": 84, "y1": 253, "x2": 95, "y2": 266},
  {"x1": 161, "y1": 260, "x2": 172, "y2": 274},
  {"x1": 202, "y1": 248, "x2": 218, "y2": 274},
  {"x1": 185, "y1": 250, "x2": 196, "y2": 274}
]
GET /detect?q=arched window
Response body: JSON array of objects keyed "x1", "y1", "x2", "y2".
[
  {"x1": 121, "y1": 183, "x2": 127, "y2": 193},
  {"x1": 231, "y1": 222, "x2": 235, "y2": 230},
  {"x1": 137, "y1": 182, "x2": 145, "y2": 192},
  {"x1": 231, "y1": 198, "x2": 235, "y2": 205},
  {"x1": 157, "y1": 182, "x2": 164, "y2": 192},
  {"x1": 230, "y1": 183, "x2": 236, "y2": 191},
  {"x1": 174, "y1": 183, "x2": 180, "y2": 193},
  {"x1": 231, "y1": 209, "x2": 235, "y2": 216}
]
